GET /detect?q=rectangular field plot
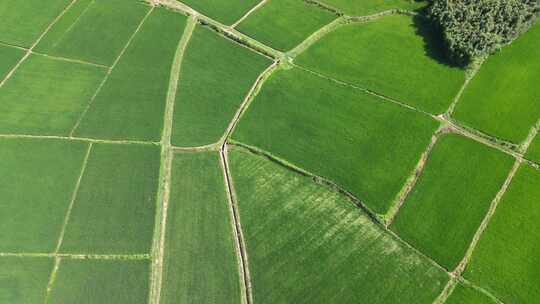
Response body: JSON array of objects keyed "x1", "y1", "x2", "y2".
[
  {"x1": 0, "y1": 257, "x2": 54, "y2": 304},
  {"x1": 160, "y1": 152, "x2": 242, "y2": 304},
  {"x1": 446, "y1": 284, "x2": 496, "y2": 304},
  {"x1": 526, "y1": 134, "x2": 540, "y2": 164},
  {"x1": 171, "y1": 26, "x2": 271, "y2": 147},
  {"x1": 295, "y1": 14, "x2": 465, "y2": 114},
  {"x1": 320, "y1": 0, "x2": 427, "y2": 15},
  {"x1": 179, "y1": 0, "x2": 260, "y2": 25},
  {"x1": 228, "y1": 149, "x2": 448, "y2": 303},
  {"x1": 452, "y1": 24, "x2": 540, "y2": 143},
  {"x1": 48, "y1": 259, "x2": 150, "y2": 304},
  {"x1": 391, "y1": 134, "x2": 513, "y2": 269},
  {"x1": 0, "y1": 139, "x2": 88, "y2": 252},
  {"x1": 236, "y1": 0, "x2": 337, "y2": 51},
  {"x1": 73, "y1": 8, "x2": 187, "y2": 141},
  {"x1": 60, "y1": 144, "x2": 160, "y2": 254},
  {"x1": 35, "y1": 0, "x2": 150, "y2": 66},
  {"x1": 232, "y1": 67, "x2": 438, "y2": 215},
  {"x1": 0, "y1": 55, "x2": 106, "y2": 136},
  {"x1": 463, "y1": 165, "x2": 540, "y2": 303},
  {"x1": 0, "y1": 45, "x2": 24, "y2": 80},
  {"x1": 0, "y1": 0, "x2": 71, "y2": 47}
]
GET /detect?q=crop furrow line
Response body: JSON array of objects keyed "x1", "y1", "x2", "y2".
[
  {"x1": 0, "y1": 252, "x2": 150, "y2": 260},
  {"x1": 150, "y1": 14, "x2": 197, "y2": 304},
  {"x1": 44, "y1": 258, "x2": 62, "y2": 304},
  {"x1": 302, "y1": 0, "x2": 343, "y2": 16},
  {"x1": 69, "y1": 7, "x2": 154, "y2": 137},
  {"x1": 0, "y1": 0, "x2": 79, "y2": 89},
  {"x1": 231, "y1": 0, "x2": 269, "y2": 28}
]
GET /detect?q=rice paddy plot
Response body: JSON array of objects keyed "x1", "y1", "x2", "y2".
[
  {"x1": 452, "y1": 24, "x2": 540, "y2": 144},
  {"x1": 0, "y1": 138, "x2": 88, "y2": 252},
  {"x1": 295, "y1": 14, "x2": 465, "y2": 114},
  {"x1": 179, "y1": 0, "x2": 261, "y2": 25},
  {"x1": 60, "y1": 144, "x2": 160, "y2": 254},
  {"x1": 160, "y1": 152, "x2": 241, "y2": 304},
  {"x1": 390, "y1": 134, "x2": 513, "y2": 269},
  {"x1": 232, "y1": 67, "x2": 438, "y2": 215},
  {"x1": 0, "y1": 0, "x2": 71, "y2": 47},
  {"x1": 228, "y1": 149, "x2": 448, "y2": 303},
  {"x1": 171, "y1": 26, "x2": 271, "y2": 147},
  {"x1": 463, "y1": 164, "x2": 540, "y2": 303},
  {"x1": 0, "y1": 257, "x2": 53, "y2": 304},
  {"x1": 236, "y1": 0, "x2": 337, "y2": 51},
  {"x1": 73, "y1": 9, "x2": 187, "y2": 141},
  {"x1": 320, "y1": 0, "x2": 427, "y2": 15},
  {"x1": 35, "y1": 0, "x2": 151, "y2": 66},
  {"x1": 526, "y1": 134, "x2": 540, "y2": 164},
  {"x1": 0, "y1": 55, "x2": 106, "y2": 136},
  {"x1": 0, "y1": 45, "x2": 24, "y2": 80},
  {"x1": 48, "y1": 259, "x2": 150, "y2": 304},
  {"x1": 445, "y1": 284, "x2": 496, "y2": 304}
]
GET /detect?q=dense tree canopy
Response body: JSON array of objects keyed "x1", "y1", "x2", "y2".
[{"x1": 429, "y1": 0, "x2": 539, "y2": 65}]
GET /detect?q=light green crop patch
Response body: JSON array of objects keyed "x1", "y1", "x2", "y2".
[
  {"x1": 60, "y1": 143, "x2": 160, "y2": 254},
  {"x1": 35, "y1": 0, "x2": 151, "y2": 66},
  {"x1": 228, "y1": 149, "x2": 448, "y2": 303},
  {"x1": 464, "y1": 165, "x2": 540, "y2": 303},
  {"x1": 73, "y1": 8, "x2": 187, "y2": 141},
  {"x1": 0, "y1": 45, "x2": 24, "y2": 80},
  {"x1": 232, "y1": 67, "x2": 438, "y2": 215},
  {"x1": 236, "y1": 0, "x2": 337, "y2": 51},
  {"x1": 0, "y1": 257, "x2": 54, "y2": 303},
  {"x1": 295, "y1": 14, "x2": 465, "y2": 114},
  {"x1": 171, "y1": 26, "x2": 271, "y2": 147},
  {"x1": 179, "y1": 0, "x2": 260, "y2": 25},
  {"x1": 320, "y1": 0, "x2": 427, "y2": 16},
  {"x1": 453, "y1": 24, "x2": 540, "y2": 144},
  {"x1": 391, "y1": 134, "x2": 514, "y2": 269},
  {"x1": 0, "y1": 55, "x2": 106, "y2": 136},
  {"x1": 0, "y1": 0, "x2": 71, "y2": 47},
  {"x1": 160, "y1": 152, "x2": 242, "y2": 304},
  {"x1": 0, "y1": 138, "x2": 88, "y2": 252},
  {"x1": 48, "y1": 259, "x2": 150, "y2": 304},
  {"x1": 446, "y1": 284, "x2": 496, "y2": 304}
]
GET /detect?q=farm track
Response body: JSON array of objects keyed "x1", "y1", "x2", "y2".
[
  {"x1": 150, "y1": 14, "x2": 196, "y2": 304},
  {"x1": 2, "y1": 1, "x2": 538, "y2": 304}
]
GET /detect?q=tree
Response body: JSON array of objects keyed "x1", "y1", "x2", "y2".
[{"x1": 429, "y1": 0, "x2": 539, "y2": 65}]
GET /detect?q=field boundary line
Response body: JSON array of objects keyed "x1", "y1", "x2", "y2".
[
  {"x1": 220, "y1": 61, "x2": 280, "y2": 144},
  {"x1": 0, "y1": 252, "x2": 150, "y2": 260},
  {"x1": 385, "y1": 125, "x2": 449, "y2": 226},
  {"x1": 447, "y1": 119, "x2": 540, "y2": 295},
  {"x1": 231, "y1": 0, "x2": 269, "y2": 28},
  {"x1": 303, "y1": 0, "x2": 343, "y2": 15},
  {"x1": 457, "y1": 277, "x2": 505, "y2": 304},
  {"x1": 69, "y1": 7, "x2": 154, "y2": 137},
  {"x1": 220, "y1": 145, "x2": 252, "y2": 304},
  {"x1": 44, "y1": 258, "x2": 62, "y2": 304},
  {"x1": 172, "y1": 142, "x2": 221, "y2": 152},
  {"x1": 433, "y1": 278, "x2": 458, "y2": 304},
  {"x1": 0, "y1": 133, "x2": 157, "y2": 145},
  {"x1": 0, "y1": 0, "x2": 78, "y2": 89},
  {"x1": 156, "y1": 0, "x2": 284, "y2": 60},
  {"x1": 444, "y1": 58, "x2": 485, "y2": 117},
  {"x1": 518, "y1": 119, "x2": 540, "y2": 154},
  {"x1": 150, "y1": 15, "x2": 197, "y2": 304},
  {"x1": 287, "y1": 16, "x2": 345, "y2": 58},
  {"x1": 452, "y1": 160, "x2": 520, "y2": 277},
  {"x1": 54, "y1": 143, "x2": 93, "y2": 253}
]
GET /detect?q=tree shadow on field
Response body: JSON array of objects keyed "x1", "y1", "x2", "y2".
[{"x1": 411, "y1": 13, "x2": 465, "y2": 69}]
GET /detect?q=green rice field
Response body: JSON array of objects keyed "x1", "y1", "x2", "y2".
[{"x1": 1, "y1": 0, "x2": 538, "y2": 303}]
